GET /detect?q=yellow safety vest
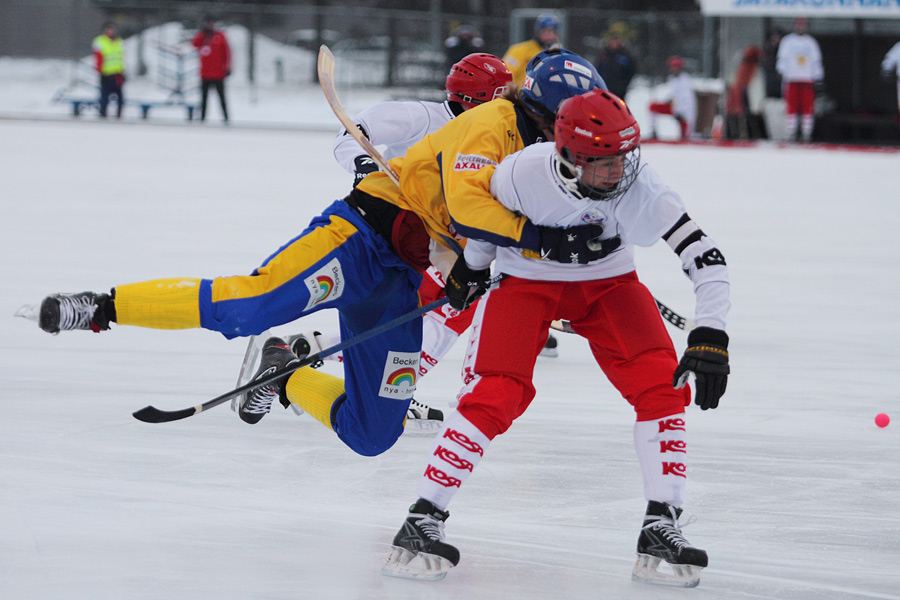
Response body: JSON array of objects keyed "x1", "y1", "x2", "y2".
[{"x1": 92, "y1": 35, "x2": 124, "y2": 75}]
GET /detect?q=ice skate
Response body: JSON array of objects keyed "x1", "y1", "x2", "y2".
[
  {"x1": 382, "y1": 499, "x2": 460, "y2": 581},
  {"x1": 539, "y1": 332, "x2": 559, "y2": 358},
  {"x1": 632, "y1": 501, "x2": 707, "y2": 588},
  {"x1": 15, "y1": 291, "x2": 113, "y2": 335},
  {"x1": 238, "y1": 337, "x2": 301, "y2": 424},
  {"x1": 403, "y1": 399, "x2": 443, "y2": 436}
]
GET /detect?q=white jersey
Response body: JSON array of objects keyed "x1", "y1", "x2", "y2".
[
  {"x1": 883, "y1": 41, "x2": 900, "y2": 77},
  {"x1": 465, "y1": 142, "x2": 730, "y2": 330},
  {"x1": 669, "y1": 72, "x2": 697, "y2": 125},
  {"x1": 332, "y1": 100, "x2": 455, "y2": 173},
  {"x1": 776, "y1": 33, "x2": 824, "y2": 83}
]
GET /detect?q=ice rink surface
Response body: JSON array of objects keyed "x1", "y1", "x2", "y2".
[{"x1": 1, "y1": 118, "x2": 899, "y2": 599}]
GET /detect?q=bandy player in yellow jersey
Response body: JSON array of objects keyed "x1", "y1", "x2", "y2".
[{"x1": 20, "y1": 50, "x2": 608, "y2": 458}]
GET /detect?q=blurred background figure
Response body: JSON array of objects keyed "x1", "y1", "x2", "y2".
[
  {"x1": 594, "y1": 22, "x2": 637, "y2": 99},
  {"x1": 882, "y1": 40, "x2": 900, "y2": 121},
  {"x1": 725, "y1": 46, "x2": 766, "y2": 140},
  {"x1": 776, "y1": 17, "x2": 823, "y2": 142},
  {"x1": 444, "y1": 24, "x2": 484, "y2": 73},
  {"x1": 647, "y1": 55, "x2": 696, "y2": 141},
  {"x1": 92, "y1": 21, "x2": 125, "y2": 118},
  {"x1": 502, "y1": 13, "x2": 560, "y2": 86},
  {"x1": 762, "y1": 29, "x2": 784, "y2": 99},
  {"x1": 192, "y1": 14, "x2": 232, "y2": 123}
]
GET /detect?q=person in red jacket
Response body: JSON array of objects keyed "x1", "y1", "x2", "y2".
[{"x1": 192, "y1": 15, "x2": 231, "y2": 122}]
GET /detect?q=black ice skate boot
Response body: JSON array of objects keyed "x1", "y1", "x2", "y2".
[
  {"x1": 238, "y1": 337, "x2": 301, "y2": 425},
  {"x1": 26, "y1": 291, "x2": 114, "y2": 334},
  {"x1": 381, "y1": 498, "x2": 460, "y2": 581},
  {"x1": 632, "y1": 500, "x2": 707, "y2": 588},
  {"x1": 404, "y1": 399, "x2": 444, "y2": 435}
]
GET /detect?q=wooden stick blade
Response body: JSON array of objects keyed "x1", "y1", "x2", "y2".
[{"x1": 316, "y1": 44, "x2": 400, "y2": 185}]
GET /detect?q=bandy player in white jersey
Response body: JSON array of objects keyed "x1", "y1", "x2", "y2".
[{"x1": 382, "y1": 89, "x2": 731, "y2": 588}]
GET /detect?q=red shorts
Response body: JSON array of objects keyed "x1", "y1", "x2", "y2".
[
  {"x1": 784, "y1": 81, "x2": 815, "y2": 116},
  {"x1": 457, "y1": 273, "x2": 690, "y2": 439}
]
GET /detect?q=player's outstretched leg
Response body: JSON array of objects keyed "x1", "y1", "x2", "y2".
[
  {"x1": 238, "y1": 337, "x2": 301, "y2": 425},
  {"x1": 632, "y1": 500, "x2": 707, "y2": 588},
  {"x1": 381, "y1": 498, "x2": 460, "y2": 581},
  {"x1": 16, "y1": 291, "x2": 114, "y2": 334}
]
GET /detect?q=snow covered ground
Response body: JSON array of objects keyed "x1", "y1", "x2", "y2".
[{"x1": 1, "y1": 43, "x2": 900, "y2": 600}]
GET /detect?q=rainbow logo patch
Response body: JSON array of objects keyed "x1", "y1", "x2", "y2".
[
  {"x1": 313, "y1": 276, "x2": 333, "y2": 303},
  {"x1": 303, "y1": 258, "x2": 345, "y2": 311},
  {"x1": 380, "y1": 351, "x2": 419, "y2": 400},
  {"x1": 387, "y1": 368, "x2": 416, "y2": 387}
]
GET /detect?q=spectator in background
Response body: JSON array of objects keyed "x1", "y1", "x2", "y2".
[
  {"x1": 444, "y1": 24, "x2": 484, "y2": 73},
  {"x1": 502, "y1": 14, "x2": 561, "y2": 86},
  {"x1": 776, "y1": 17, "x2": 823, "y2": 142},
  {"x1": 648, "y1": 56, "x2": 696, "y2": 141},
  {"x1": 882, "y1": 40, "x2": 900, "y2": 119},
  {"x1": 725, "y1": 46, "x2": 766, "y2": 139},
  {"x1": 92, "y1": 22, "x2": 125, "y2": 118},
  {"x1": 594, "y1": 22, "x2": 637, "y2": 99},
  {"x1": 192, "y1": 15, "x2": 231, "y2": 123},
  {"x1": 761, "y1": 29, "x2": 784, "y2": 98}
]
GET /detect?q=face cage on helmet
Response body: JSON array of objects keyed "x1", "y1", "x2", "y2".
[
  {"x1": 559, "y1": 145, "x2": 642, "y2": 201},
  {"x1": 449, "y1": 85, "x2": 509, "y2": 109}
]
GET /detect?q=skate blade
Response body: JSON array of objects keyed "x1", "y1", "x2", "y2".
[
  {"x1": 380, "y1": 546, "x2": 454, "y2": 581},
  {"x1": 538, "y1": 346, "x2": 559, "y2": 358},
  {"x1": 632, "y1": 553, "x2": 702, "y2": 588},
  {"x1": 232, "y1": 331, "x2": 272, "y2": 412},
  {"x1": 14, "y1": 303, "x2": 40, "y2": 323},
  {"x1": 403, "y1": 418, "x2": 442, "y2": 437}
]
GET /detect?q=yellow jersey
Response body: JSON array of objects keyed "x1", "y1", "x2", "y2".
[
  {"x1": 502, "y1": 40, "x2": 544, "y2": 86},
  {"x1": 357, "y1": 98, "x2": 545, "y2": 254}
]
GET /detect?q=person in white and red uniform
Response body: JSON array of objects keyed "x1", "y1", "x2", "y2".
[
  {"x1": 776, "y1": 17, "x2": 824, "y2": 142},
  {"x1": 382, "y1": 89, "x2": 731, "y2": 588},
  {"x1": 192, "y1": 15, "x2": 232, "y2": 122}
]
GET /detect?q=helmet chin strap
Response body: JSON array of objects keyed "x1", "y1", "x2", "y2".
[{"x1": 553, "y1": 153, "x2": 584, "y2": 197}]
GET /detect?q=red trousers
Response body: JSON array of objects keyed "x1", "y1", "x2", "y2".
[
  {"x1": 457, "y1": 273, "x2": 690, "y2": 439},
  {"x1": 784, "y1": 81, "x2": 815, "y2": 116}
]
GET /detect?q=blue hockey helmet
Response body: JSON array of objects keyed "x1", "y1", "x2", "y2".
[
  {"x1": 520, "y1": 49, "x2": 608, "y2": 122},
  {"x1": 534, "y1": 14, "x2": 560, "y2": 33}
]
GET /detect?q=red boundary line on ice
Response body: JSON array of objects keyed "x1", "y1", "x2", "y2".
[{"x1": 642, "y1": 138, "x2": 900, "y2": 154}]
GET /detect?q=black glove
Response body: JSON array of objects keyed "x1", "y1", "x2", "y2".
[
  {"x1": 444, "y1": 254, "x2": 490, "y2": 311},
  {"x1": 538, "y1": 224, "x2": 621, "y2": 264},
  {"x1": 673, "y1": 326, "x2": 730, "y2": 410},
  {"x1": 352, "y1": 154, "x2": 379, "y2": 187}
]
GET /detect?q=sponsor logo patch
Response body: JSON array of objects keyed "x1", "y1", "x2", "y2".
[
  {"x1": 453, "y1": 153, "x2": 497, "y2": 171},
  {"x1": 582, "y1": 208, "x2": 607, "y2": 225},
  {"x1": 564, "y1": 60, "x2": 593, "y2": 78},
  {"x1": 575, "y1": 126, "x2": 594, "y2": 138},
  {"x1": 379, "y1": 351, "x2": 419, "y2": 399},
  {"x1": 659, "y1": 417, "x2": 686, "y2": 433},
  {"x1": 523, "y1": 75, "x2": 534, "y2": 90},
  {"x1": 303, "y1": 258, "x2": 345, "y2": 310}
]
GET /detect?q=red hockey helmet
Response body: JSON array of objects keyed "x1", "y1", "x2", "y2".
[
  {"x1": 446, "y1": 53, "x2": 512, "y2": 110},
  {"x1": 554, "y1": 89, "x2": 641, "y2": 201},
  {"x1": 667, "y1": 55, "x2": 684, "y2": 71}
]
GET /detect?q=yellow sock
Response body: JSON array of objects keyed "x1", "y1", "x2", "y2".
[
  {"x1": 284, "y1": 367, "x2": 345, "y2": 430},
  {"x1": 115, "y1": 278, "x2": 202, "y2": 329}
]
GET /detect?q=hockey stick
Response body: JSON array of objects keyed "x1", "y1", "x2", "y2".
[
  {"x1": 132, "y1": 275, "x2": 503, "y2": 424},
  {"x1": 550, "y1": 297, "x2": 696, "y2": 334},
  {"x1": 317, "y1": 44, "x2": 400, "y2": 185},
  {"x1": 132, "y1": 298, "x2": 448, "y2": 423}
]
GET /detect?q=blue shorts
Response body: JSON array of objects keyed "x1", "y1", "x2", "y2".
[{"x1": 197, "y1": 200, "x2": 425, "y2": 454}]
